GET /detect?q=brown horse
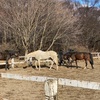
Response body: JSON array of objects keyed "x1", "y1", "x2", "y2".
[{"x1": 63, "y1": 52, "x2": 94, "y2": 69}]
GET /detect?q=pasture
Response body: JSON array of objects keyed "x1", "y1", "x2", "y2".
[{"x1": 0, "y1": 59, "x2": 100, "y2": 100}]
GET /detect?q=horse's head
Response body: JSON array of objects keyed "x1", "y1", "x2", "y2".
[
  {"x1": 63, "y1": 53, "x2": 68, "y2": 60},
  {"x1": 24, "y1": 56, "x2": 32, "y2": 63},
  {"x1": 63, "y1": 52, "x2": 73, "y2": 59},
  {"x1": 14, "y1": 51, "x2": 19, "y2": 57}
]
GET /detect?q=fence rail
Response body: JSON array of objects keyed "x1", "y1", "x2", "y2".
[
  {"x1": 0, "y1": 58, "x2": 25, "y2": 68},
  {"x1": 1, "y1": 73, "x2": 100, "y2": 90},
  {"x1": 91, "y1": 52, "x2": 100, "y2": 59}
]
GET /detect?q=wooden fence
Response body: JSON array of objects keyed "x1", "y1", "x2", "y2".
[
  {"x1": 91, "y1": 52, "x2": 100, "y2": 59},
  {"x1": 1, "y1": 73, "x2": 100, "y2": 90},
  {"x1": 0, "y1": 58, "x2": 25, "y2": 68}
]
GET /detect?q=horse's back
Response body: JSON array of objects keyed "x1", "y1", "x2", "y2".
[
  {"x1": 64, "y1": 51, "x2": 90, "y2": 60},
  {"x1": 26, "y1": 50, "x2": 55, "y2": 60},
  {"x1": 26, "y1": 50, "x2": 43, "y2": 57},
  {"x1": 71, "y1": 52, "x2": 91, "y2": 60}
]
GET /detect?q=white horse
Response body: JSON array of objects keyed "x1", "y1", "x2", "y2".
[{"x1": 25, "y1": 50, "x2": 58, "y2": 70}]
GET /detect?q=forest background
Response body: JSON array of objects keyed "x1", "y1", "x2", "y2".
[{"x1": 0, "y1": 0, "x2": 100, "y2": 55}]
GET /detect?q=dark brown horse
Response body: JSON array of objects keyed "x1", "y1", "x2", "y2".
[
  {"x1": 0, "y1": 50, "x2": 19, "y2": 70},
  {"x1": 63, "y1": 51, "x2": 94, "y2": 69}
]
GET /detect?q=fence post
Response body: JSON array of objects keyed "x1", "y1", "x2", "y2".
[
  {"x1": 97, "y1": 53, "x2": 100, "y2": 59},
  {"x1": 11, "y1": 58, "x2": 14, "y2": 68},
  {"x1": 44, "y1": 79, "x2": 58, "y2": 100}
]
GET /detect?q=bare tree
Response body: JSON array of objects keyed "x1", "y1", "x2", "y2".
[
  {"x1": 0, "y1": 0, "x2": 77, "y2": 53},
  {"x1": 72, "y1": 0, "x2": 100, "y2": 51}
]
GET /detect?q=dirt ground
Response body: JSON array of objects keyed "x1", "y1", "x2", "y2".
[{"x1": 0, "y1": 59, "x2": 100, "y2": 100}]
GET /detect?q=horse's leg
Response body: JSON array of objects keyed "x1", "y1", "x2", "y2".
[
  {"x1": 70, "y1": 59, "x2": 74, "y2": 66},
  {"x1": 87, "y1": 59, "x2": 94, "y2": 69},
  {"x1": 29, "y1": 57, "x2": 33, "y2": 67},
  {"x1": 5, "y1": 56, "x2": 10, "y2": 70},
  {"x1": 69, "y1": 55, "x2": 75, "y2": 66},
  {"x1": 35, "y1": 60, "x2": 38, "y2": 69},
  {"x1": 67, "y1": 58, "x2": 70, "y2": 65},
  {"x1": 5, "y1": 60, "x2": 9, "y2": 70},
  {"x1": 49, "y1": 60, "x2": 54, "y2": 70},
  {"x1": 28, "y1": 61, "x2": 32, "y2": 67},
  {"x1": 84, "y1": 60, "x2": 88, "y2": 69},
  {"x1": 89, "y1": 53, "x2": 94, "y2": 69},
  {"x1": 38, "y1": 60, "x2": 41, "y2": 71},
  {"x1": 90, "y1": 63, "x2": 94, "y2": 69},
  {"x1": 75, "y1": 60, "x2": 78, "y2": 68}
]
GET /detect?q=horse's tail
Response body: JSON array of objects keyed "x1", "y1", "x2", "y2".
[
  {"x1": 56, "y1": 54, "x2": 59, "y2": 66},
  {"x1": 89, "y1": 53, "x2": 94, "y2": 68},
  {"x1": 55, "y1": 55, "x2": 59, "y2": 70},
  {"x1": 51, "y1": 51, "x2": 59, "y2": 70},
  {"x1": 52, "y1": 53, "x2": 59, "y2": 65}
]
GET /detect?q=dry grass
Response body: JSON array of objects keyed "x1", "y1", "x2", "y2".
[{"x1": 0, "y1": 59, "x2": 100, "y2": 100}]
